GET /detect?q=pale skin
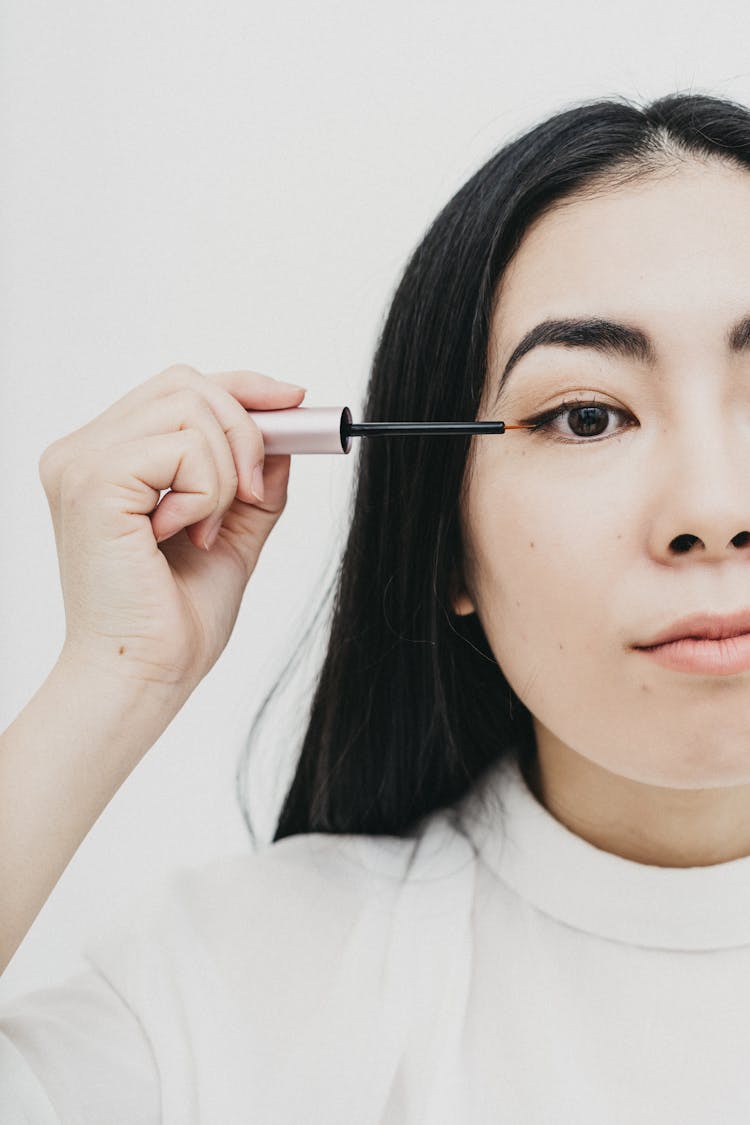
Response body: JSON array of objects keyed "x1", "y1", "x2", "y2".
[{"x1": 452, "y1": 156, "x2": 750, "y2": 868}]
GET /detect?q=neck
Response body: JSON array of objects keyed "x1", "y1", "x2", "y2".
[{"x1": 525, "y1": 729, "x2": 750, "y2": 868}]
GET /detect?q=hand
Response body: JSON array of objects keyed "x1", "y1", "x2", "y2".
[{"x1": 38, "y1": 363, "x2": 307, "y2": 693}]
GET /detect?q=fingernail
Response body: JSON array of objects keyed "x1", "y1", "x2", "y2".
[{"x1": 251, "y1": 461, "x2": 265, "y2": 501}]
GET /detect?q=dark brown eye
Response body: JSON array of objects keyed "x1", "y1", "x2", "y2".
[
  {"x1": 567, "y1": 405, "x2": 609, "y2": 437},
  {"x1": 522, "y1": 399, "x2": 633, "y2": 442}
]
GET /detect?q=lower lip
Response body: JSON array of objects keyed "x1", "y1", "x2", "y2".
[{"x1": 635, "y1": 632, "x2": 750, "y2": 675}]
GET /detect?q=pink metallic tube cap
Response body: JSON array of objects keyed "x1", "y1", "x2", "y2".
[{"x1": 246, "y1": 406, "x2": 353, "y2": 455}]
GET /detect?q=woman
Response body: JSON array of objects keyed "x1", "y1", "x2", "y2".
[{"x1": 3, "y1": 89, "x2": 750, "y2": 1122}]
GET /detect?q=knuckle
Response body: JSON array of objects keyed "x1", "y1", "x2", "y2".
[
  {"x1": 38, "y1": 441, "x2": 61, "y2": 484},
  {"x1": 157, "y1": 363, "x2": 202, "y2": 393},
  {"x1": 39, "y1": 438, "x2": 77, "y2": 493},
  {"x1": 162, "y1": 362, "x2": 201, "y2": 380},
  {"x1": 178, "y1": 429, "x2": 220, "y2": 501}
]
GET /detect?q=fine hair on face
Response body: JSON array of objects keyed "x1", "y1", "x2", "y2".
[{"x1": 235, "y1": 88, "x2": 750, "y2": 848}]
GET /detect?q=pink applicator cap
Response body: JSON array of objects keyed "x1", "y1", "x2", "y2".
[{"x1": 245, "y1": 405, "x2": 526, "y2": 455}]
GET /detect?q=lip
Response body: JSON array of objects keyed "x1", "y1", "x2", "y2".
[
  {"x1": 635, "y1": 610, "x2": 750, "y2": 648},
  {"x1": 633, "y1": 610, "x2": 750, "y2": 676}
]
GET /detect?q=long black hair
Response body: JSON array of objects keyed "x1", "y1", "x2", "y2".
[{"x1": 236, "y1": 89, "x2": 750, "y2": 846}]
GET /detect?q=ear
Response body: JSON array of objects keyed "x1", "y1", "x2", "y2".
[
  {"x1": 452, "y1": 591, "x2": 476, "y2": 616},
  {"x1": 448, "y1": 567, "x2": 476, "y2": 616}
]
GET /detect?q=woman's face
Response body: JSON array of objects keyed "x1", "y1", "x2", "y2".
[{"x1": 456, "y1": 158, "x2": 750, "y2": 790}]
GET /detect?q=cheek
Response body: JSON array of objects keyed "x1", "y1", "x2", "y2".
[{"x1": 467, "y1": 472, "x2": 620, "y2": 678}]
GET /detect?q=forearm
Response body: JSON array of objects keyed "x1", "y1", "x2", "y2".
[{"x1": 0, "y1": 656, "x2": 186, "y2": 974}]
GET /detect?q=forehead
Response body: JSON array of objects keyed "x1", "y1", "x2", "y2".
[{"x1": 491, "y1": 161, "x2": 750, "y2": 342}]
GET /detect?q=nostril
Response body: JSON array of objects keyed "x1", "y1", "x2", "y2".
[
  {"x1": 671, "y1": 534, "x2": 699, "y2": 553},
  {"x1": 732, "y1": 531, "x2": 750, "y2": 547}
]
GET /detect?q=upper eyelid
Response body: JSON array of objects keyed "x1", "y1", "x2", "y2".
[{"x1": 519, "y1": 396, "x2": 620, "y2": 422}]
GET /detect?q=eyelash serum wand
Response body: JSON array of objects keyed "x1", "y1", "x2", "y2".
[{"x1": 245, "y1": 405, "x2": 531, "y2": 454}]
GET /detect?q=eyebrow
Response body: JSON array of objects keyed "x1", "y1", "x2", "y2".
[{"x1": 493, "y1": 314, "x2": 750, "y2": 406}]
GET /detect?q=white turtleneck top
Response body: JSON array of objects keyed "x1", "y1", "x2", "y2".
[{"x1": 2, "y1": 752, "x2": 750, "y2": 1123}]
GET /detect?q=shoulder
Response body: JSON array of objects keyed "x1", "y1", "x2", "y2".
[
  {"x1": 82, "y1": 810, "x2": 477, "y2": 984},
  {"x1": 73, "y1": 813, "x2": 478, "y2": 1097}
]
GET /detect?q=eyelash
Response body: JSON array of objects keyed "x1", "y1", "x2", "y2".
[{"x1": 519, "y1": 397, "x2": 636, "y2": 443}]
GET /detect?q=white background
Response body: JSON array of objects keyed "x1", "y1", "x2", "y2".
[{"x1": 1, "y1": 0, "x2": 749, "y2": 1001}]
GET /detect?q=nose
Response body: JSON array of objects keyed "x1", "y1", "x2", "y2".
[{"x1": 650, "y1": 412, "x2": 750, "y2": 562}]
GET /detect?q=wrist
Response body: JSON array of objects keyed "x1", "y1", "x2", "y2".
[{"x1": 49, "y1": 648, "x2": 190, "y2": 763}]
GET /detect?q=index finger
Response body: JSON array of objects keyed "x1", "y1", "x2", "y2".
[{"x1": 203, "y1": 369, "x2": 308, "y2": 409}]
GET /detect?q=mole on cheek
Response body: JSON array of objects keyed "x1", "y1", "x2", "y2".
[{"x1": 529, "y1": 541, "x2": 534, "y2": 548}]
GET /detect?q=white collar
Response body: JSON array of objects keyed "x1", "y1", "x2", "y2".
[{"x1": 457, "y1": 752, "x2": 750, "y2": 951}]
